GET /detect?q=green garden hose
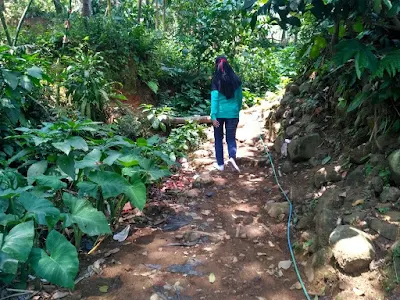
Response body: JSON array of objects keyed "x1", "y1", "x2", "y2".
[{"x1": 260, "y1": 136, "x2": 311, "y2": 300}]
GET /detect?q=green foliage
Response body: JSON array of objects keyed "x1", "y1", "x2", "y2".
[{"x1": 164, "y1": 121, "x2": 206, "y2": 156}]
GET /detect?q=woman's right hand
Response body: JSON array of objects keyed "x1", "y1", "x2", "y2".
[{"x1": 213, "y1": 120, "x2": 220, "y2": 128}]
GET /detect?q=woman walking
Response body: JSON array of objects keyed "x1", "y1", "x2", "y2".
[{"x1": 210, "y1": 56, "x2": 243, "y2": 172}]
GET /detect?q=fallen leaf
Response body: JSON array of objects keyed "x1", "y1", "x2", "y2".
[
  {"x1": 209, "y1": 273, "x2": 216, "y2": 283},
  {"x1": 278, "y1": 260, "x2": 292, "y2": 270},
  {"x1": 352, "y1": 199, "x2": 364, "y2": 207},
  {"x1": 113, "y1": 225, "x2": 130, "y2": 242},
  {"x1": 51, "y1": 291, "x2": 69, "y2": 299},
  {"x1": 257, "y1": 252, "x2": 268, "y2": 256},
  {"x1": 322, "y1": 156, "x2": 331, "y2": 165},
  {"x1": 99, "y1": 285, "x2": 109, "y2": 293}
]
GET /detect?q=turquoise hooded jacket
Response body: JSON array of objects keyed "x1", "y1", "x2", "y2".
[{"x1": 210, "y1": 86, "x2": 243, "y2": 121}]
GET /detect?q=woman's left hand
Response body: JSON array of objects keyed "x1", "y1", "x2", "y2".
[{"x1": 213, "y1": 120, "x2": 220, "y2": 128}]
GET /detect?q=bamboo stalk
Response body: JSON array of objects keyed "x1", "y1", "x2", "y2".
[{"x1": 13, "y1": 0, "x2": 34, "y2": 47}]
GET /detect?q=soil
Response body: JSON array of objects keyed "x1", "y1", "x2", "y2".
[{"x1": 69, "y1": 101, "x2": 395, "y2": 300}]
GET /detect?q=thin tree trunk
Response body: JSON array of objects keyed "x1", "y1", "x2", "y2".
[
  {"x1": 53, "y1": 0, "x2": 63, "y2": 14},
  {"x1": 0, "y1": 0, "x2": 11, "y2": 46},
  {"x1": 14, "y1": 0, "x2": 34, "y2": 47},
  {"x1": 106, "y1": 0, "x2": 112, "y2": 16},
  {"x1": 162, "y1": 0, "x2": 166, "y2": 31},
  {"x1": 81, "y1": 0, "x2": 92, "y2": 17},
  {"x1": 137, "y1": 0, "x2": 142, "y2": 22},
  {"x1": 155, "y1": 0, "x2": 159, "y2": 29}
]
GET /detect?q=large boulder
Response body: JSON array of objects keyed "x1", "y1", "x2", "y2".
[
  {"x1": 288, "y1": 134, "x2": 322, "y2": 163},
  {"x1": 329, "y1": 225, "x2": 375, "y2": 273},
  {"x1": 388, "y1": 150, "x2": 400, "y2": 185},
  {"x1": 266, "y1": 202, "x2": 289, "y2": 218},
  {"x1": 286, "y1": 125, "x2": 300, "y2": 138},
  {"x1": 349, "y1": 143, "x2": 373, "y2": 165}
]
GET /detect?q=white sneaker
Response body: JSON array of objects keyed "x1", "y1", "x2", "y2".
[
  {"x1": 228, "y1": 158, "x2": 240, "y2": 172},
  {"x1": 213, "y1": 163, "x2": 224, "y2": 171}
]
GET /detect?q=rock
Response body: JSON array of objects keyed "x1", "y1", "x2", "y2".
[
  {"x1": 186, "y1": 189, "x2": 201, "y2": 198},
  {"x1": 329, "y1": 225, "x2": 375, "y2": 273},
  {"x1": 299, "y1": 81, "x2": 311, "y2": 94},
  {"x1": 288, "y1": 134, "x2": 322, "y2": 162},
  {"x1": 266, "y1": 202, "x2": 289, "y2": 218},
  {"x1": 278, "y1": 260, "x2": 292, "y2": 270},
  {"x1": 349, "y1": 143, "x2": 372, "y2": 164},
  {"x1": 296, "y1": 215, "x2": 313, "y2": 230},
  {"x1": 281, "y1": 161, "x2": 293, "y2": 174},
  {"x1": 305, "y1": 123, "x2": 319, "y2": 134},
  {"x1": 293, "y1": 107, "x2": 302, "y2": 118},
  {"x1": 281, "y1": 94, "x2": 295, "y2": 107},
  {"x1": 275, "y1": 107, "x2": 286, "y2": 120},
  {"x1": 345, "y1": 165, "x2": 365, "y2": 187},
  {"x1": 343, "y1": 211, "x2": 367, "y2": 225},
  {"x1": 288, "y1": 84, "x2": 300, "y2": 96},
  {"x1": 315, "y1": 189, "x2": 341, "y2": 247},
  {"x1": 376, "y1": 134, "x2": 398, "y2": 153},
  {"x1": 243, "y1": 216, "x2": 254, "y2": 225},
  {"x1": 370, "y1": 154, "x2": 386, "y2": 167},
  {"x1": 369, "y1": 218, "x2": 399, "y2": 240},
  {"x1": 371, "y1": 177, "x2": 384, "y2": 194},
  {"x1": 193, "y1": 173, "x2": 214, "y2": 188},
  {"x1": 309, "y1": 157, "x2": 319, "y2": 167},
  {"x1": 193, "y1": 149, "x2": 210, "y2": 158},
  {"x1": 380, "y1": 186, "x2": 400, "y2": 203},
  {"x1": 389, "y1": 150, "x2": 400, "y2": 185},
  {"x1": 273, "y1": 135, "x2": 284, "y2": 153},
  {"x1": 314, "y1": 166, "x2": 342, "y2": 188},
  {"x1": 286, "y1": 125, "x2": 300, "y2": 138}
]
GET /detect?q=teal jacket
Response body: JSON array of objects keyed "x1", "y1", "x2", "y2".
[{"x1": 210, "y1": 86, "x2": 243, "y2": 121}]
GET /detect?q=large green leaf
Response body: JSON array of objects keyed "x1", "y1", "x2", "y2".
[
  {"x1": 77, "y1": 181, "x2": 98, "y2": 198},
  {"x1": 57, "y1": 155, "x2": 76, "y2": 180},
  {"x1": 0, "y1": 213, "x2": 18, "y2": 226},
  {"x1": 30, "y1": 230, "x2": 78, "y2": 289},
  {"x1": 34, "y1": 175, "x2": 67, "y2": 191},
  {"x1": 18, "y1": 192, "x2": 60, "y2": 226},
  {"x1": 27, "y1": 66, "x2": 43, "y2": 79},
  {"x1": 52, "y1": 141, "x2": 71, "y2": 155},
  {"x1": 63, "y1": 193, "x2": 111, "y2": 236},
  {"x1": 2, "y1": 70, "x2": 19, "y2": 90},
  {"x1": 75, "y1": 149, "x2": 102, "y2": 169},
  {"x1": 27, "y1": 161, "x2": 48, "y2": 185},
  {"x1": 103, "y1": 151, "x2": 122, "y2": 166},
  {"x1": 139, "y1": 159, "x2": 171, "y2": 181},
  {"x1": 1, "y1": 221, "x2": 34, "y2": 263},
  {"x1": 0, "y1": 252, "x2": 18, "y2": 275},
  {"x1": 117, "y1": 153, "x2": 141, "y2": 167},
  {"x1": 88, "y1": 171, "x2": 146, "y2": 210},
  {"x1": 68, "y1": 136, "x2": 88, "y2": 152}
]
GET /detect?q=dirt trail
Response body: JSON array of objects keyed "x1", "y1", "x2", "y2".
[{"x1": 74, "y1": 103, "x2": 306, "y2": 300}]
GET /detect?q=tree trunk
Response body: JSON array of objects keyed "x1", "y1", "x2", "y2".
[
  {"x1": 53, "y1": 0, "x2": 63, "y2": 14},
  {"x1": 155, "y1": 0, "x2": 159, "y2": 29},
  {"x1": 162, "y1": 0, "x2": 166, "y2": 30},
  {"x1": 137, "y1": 0, "x2": 142, "y2": 22},
  {"x1": 81, "y1": 0, "x2": 92, "y2": 17},
  {"x1": 106, "y1": 0, "x2": 112, "y2": 16},
  {"x1": 14, "y1": 0, "x2": 34, "y2": 47},
  {"x1": 0, "y1": 0, "x2": 11, "y2": 46}
]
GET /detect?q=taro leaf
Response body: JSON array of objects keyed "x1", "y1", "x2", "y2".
[
  {"x1": 0, "y1": 199, "x2": 8, "y2": 213},
  {"x1": 63, "y1": 193, "x2": 111, "y2": 236},
  {"x1": 75, "y1": 149, "x2": 102, "y2": 169},
  {"x1": 0, "y1": 213, "x2": 18, "y2": 226},
  {"x1": 27, "y1": 161, "x2": 48, "y2": 184},
  {"x1": 30, "y1": 230, "x2": 79, "y2": 289},
  {"x1": 77, "y1": 181, "x2": 98, "y2": 198},
  {"x1": 136, "y1": 137, "x2": 147, "y2": 147},
  {"x1": 68, "y1": 136, "x2": 88, "y2": 152},
  {"x1": 88, "y1": 171, "x2": 146, "y2": 210},
  {"x1": 20, "y1": 75, "x2": 32, "y2": 92},
  {"x1": 57, "y1": 155, "x2": 76, "y2": 180},
  {"x1": 27, "y1": 66, "x2": 42, "y2": 79},
  {"x1": 34, "y1": 175, "x2": 67, "y2": 191},
  {"x1": 2, "y1": 70, "x2": 19, "y2": 90},
  {"x1": 0, "y1": 186, "x2": 32, "y2": 199},
  {"x1": 1, "y1": 221, "x2": 34, "y2": 263},
  {"x1": 0, "y1": 252, "x2": 18, "y2": 274},
  {"x1": 117, "y1": 153, "x2": 141, "y2": 167},
  {"x1": 103, "y1": 151, "x2": 122, "y2": 166},
  {"x1": 139, "y1": 159, "x2": 171, "y2": 181},
  {"x1": 18, "y1": 192, "x2": 60, "y2": 226},
  {"x1": 52, "y1": 141, "x2": 71, "y2": 155}
]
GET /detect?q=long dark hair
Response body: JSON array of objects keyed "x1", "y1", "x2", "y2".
[{"x1": 211, "y1": 56, "x2": 242, "y2": 99}]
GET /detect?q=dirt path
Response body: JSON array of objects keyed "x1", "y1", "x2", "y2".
[{"x1": 73, "y1": 103, "x2": 306, "y2": 300}]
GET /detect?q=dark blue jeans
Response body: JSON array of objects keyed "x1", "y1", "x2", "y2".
[{"x1": 214, "y1": 118, "x2": 239, "y2": 166}]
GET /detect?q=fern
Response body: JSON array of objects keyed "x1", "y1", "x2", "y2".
[{"x1": 374, "y1": 50, "x2": 400, "y2": 78}]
